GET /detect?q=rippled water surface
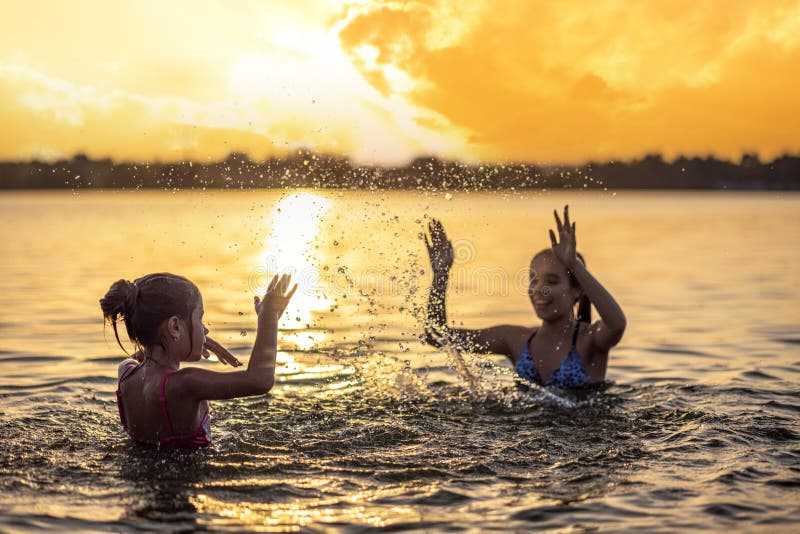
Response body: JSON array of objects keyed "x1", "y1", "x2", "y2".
[{"x1": 1, "y1": 190, "x2": 799, "y2": 532}]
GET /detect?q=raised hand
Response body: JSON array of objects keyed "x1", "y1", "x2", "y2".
[
  {"x1": 549, "y1": 205, "x2": 577, "y2": 267},
  {"x1": 424, "y1": 218, "x2": 454, "y2": 274},
  {"x1": 254, "y1": 273, "x2": 298, "y2": 323},
  {"x1": 202, "y1": 336, "x2": 242, "y2": 367}
]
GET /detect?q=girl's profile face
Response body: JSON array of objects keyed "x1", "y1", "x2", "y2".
[
  {"x1": 182, "y1": 298, "x2": 209, "y2": 362},
  {"x1": 529, "y1": 254, "x2": 581, "y2": 320}
]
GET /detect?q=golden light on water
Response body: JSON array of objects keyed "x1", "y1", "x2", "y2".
[
  {"x1": 258, "y1": 191, "x2": 333, "y2": 330},
  {"x1": 2, "y1": 192, "x2": 799, "y2": 531},
  {"x1": 282, "y1": 331, "x2": 327, "y2": 352},
  {"x1": 192, "y1": 483, "x2": 424, "y2": 530}
]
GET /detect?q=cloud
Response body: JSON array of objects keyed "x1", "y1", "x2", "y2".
[
  {"x1": 0, "y1": 49, "x2": 467, "y2": 165},
  {"x1": 0, "y1": 0, "x2": 468, "y2": 164},
  {"x1": 0, "y1": 63, "x2": 275, "y2": 161},
  {"x1": 338, "y1": 0, "x2": 800, "y2": 162}
]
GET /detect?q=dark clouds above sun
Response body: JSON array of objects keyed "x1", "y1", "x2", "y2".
[{"x1": 1, "y1": 0, "x2": 798, "y2": 164}]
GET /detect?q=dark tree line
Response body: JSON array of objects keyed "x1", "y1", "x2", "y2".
[{"x1": 0, "y1": 151, "x2": 798, "y2": 190}]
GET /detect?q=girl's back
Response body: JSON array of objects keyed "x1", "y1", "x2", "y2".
[{"x1": 116, "y1": 361, "x2": 210, "y2": 447}]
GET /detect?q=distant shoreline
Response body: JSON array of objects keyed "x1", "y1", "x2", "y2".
[{"x1": 1, "y1": 151, "x2": 798, "y2": 190}]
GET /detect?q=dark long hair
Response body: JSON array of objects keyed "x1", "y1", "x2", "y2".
[
  {"x1": 531, "y1": 250, "x2": 591, "y2": 323},
  {"x1": 99, "y1": 273, "x2": 200, "y2": 354}
]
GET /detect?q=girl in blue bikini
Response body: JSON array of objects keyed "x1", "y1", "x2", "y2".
[
  {"x1": 101, "y1": 273, "x2": 296, "y2": 448},
  {"x1": 424, "y1": 206, "x2": 626, "y2": 390}
]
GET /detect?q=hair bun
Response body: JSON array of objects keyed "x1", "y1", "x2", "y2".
[
  {"x1": 99, "y1": 278, "x2": 140, "y2": 323},
  {"x1": 121, "y1": 280, "x2": 139, "y2": 312}
]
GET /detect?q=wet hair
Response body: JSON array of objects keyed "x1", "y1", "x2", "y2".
[
  {"x1": 99, "y1": 273, "x2": 200, "y2": 354},
  {"x1": 531, "y1": 249, "x2": 592, "y2": 323}
]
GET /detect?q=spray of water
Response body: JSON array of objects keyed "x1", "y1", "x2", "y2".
[{"x1": 424, "y1": 325, "x2": 577, "y2": 409}]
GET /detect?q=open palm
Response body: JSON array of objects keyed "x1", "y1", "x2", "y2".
[
  {"x1": 424, "y1": 219, "x2": 454, "y2": 274},
  {"x1": 549, "y1": 205, "x2": 577, "y2": 267},
  {"x1": 255, "y1": 274, "x2": 297, "y2": 323}
]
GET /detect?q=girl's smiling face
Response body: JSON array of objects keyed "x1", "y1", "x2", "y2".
[{"x1": 529, "y1": 252, "x2": 582, "y2": 320}]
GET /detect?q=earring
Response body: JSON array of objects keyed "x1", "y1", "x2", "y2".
[{"x1": 173, "y1": 335, "x2": 180, "y2": 341}]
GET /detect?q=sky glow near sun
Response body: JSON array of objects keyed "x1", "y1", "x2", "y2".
[{"x1": 0, "y1": 0, "x2": 799, "y2": 164}]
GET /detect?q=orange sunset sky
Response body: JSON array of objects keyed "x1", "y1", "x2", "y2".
[{"x1": 1, "y1": 0, "x2": 798, "y2": 165}]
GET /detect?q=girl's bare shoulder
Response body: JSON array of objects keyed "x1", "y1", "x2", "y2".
[
  {"x1": 499, "y1": 325, "x2": 537, "y2": 361},
  {"x1": 117, "y1": 359, "x2": 139, "y2": 380},
  {"x1": 492, "y1": 324, "x2": 535, "y2": 341}
]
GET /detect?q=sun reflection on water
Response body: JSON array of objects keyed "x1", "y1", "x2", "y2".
[{"x1": 256, "y1": 191, "x2": 333, "y2": 331}]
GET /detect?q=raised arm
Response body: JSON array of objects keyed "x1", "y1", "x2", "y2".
[
  {"x1": 176, "y1": 274, "x2": 297, "y2": 400},
  {"x1": 423, "y1": 219, "x2": 515, "y2": 357},
  {"x1": 424, "y1": 218, "x2": 453, "y2": 344},
  {"x1": 550, "y1": 205, "x2": 626, "y2": 351}
]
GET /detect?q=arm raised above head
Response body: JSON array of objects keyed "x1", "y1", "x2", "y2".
[
  {"x1": 424, "y1": 218, "x2": 454, "y2": 345},
  {"x1": 423, "y1": 218, "x2": 519, "y2": 359},
  {"x1": 550, "y1": 205, "x2": 626, "y2": 351},
  {"x1": 571, "y1": 259, "x2": 626, "y2": 350}
]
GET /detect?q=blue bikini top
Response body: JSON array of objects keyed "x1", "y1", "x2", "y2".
[{"x1": 516, "y1": 323, "x2": 591, "y2": 389}]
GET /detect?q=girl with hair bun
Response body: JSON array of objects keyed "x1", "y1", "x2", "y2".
[
  {"x1": 423, "y1": 206, "x2": 626, "y2": 390},
  {"x1": 100, "y1": 272, "x2": 296, "y2": 448}
]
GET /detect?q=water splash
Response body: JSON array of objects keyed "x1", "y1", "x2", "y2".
[
  {"x1": 425, "y1": 326, "x2": 481, "y2": 396},
  {"x1": 424, "y1": 326, "x2": 577, "y2": 409}
]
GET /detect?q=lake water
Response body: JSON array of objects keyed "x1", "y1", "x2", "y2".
[{"x1": 0, "y1": 189, "x2": 798, "y2": 532}]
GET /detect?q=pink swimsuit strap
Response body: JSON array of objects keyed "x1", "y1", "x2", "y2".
[
  {"x1": 158, "y1": 371, "x2": 176, "y2": 436},
  {"x1": 156, "y1": 370, "x2": 211, "y2": 448}
]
